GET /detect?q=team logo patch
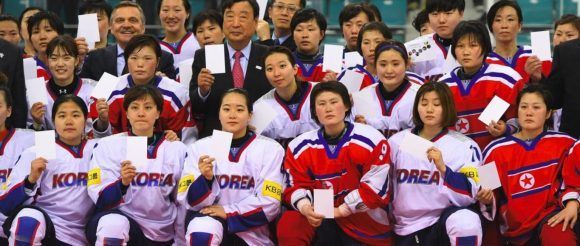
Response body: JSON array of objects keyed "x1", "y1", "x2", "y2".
[
  {"x1": 455, "y1": 118, "x2": 469, "y2": 133},
  {"x1": 88, "y1": 168, "x2": 101, "y2": 186},
  {"x1": 262, "y1": 180, "x2": 282, "y2": 201},
  {"x1": 459, "y1": 166, "x2": 479, "y2": 183},
  {"x1": 519, "y1": 173, "x2": 535, "y2": 189},
  {"x1": 178, "y1": 175, "x2": 195, "y2": 193}
]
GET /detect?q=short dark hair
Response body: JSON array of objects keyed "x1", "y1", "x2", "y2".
[
  {"x1": 486, "y1": 0, "x2": 522, "y2": 33},
  {"x1": 374, "y1": 40, "x2": 409, "y2": 66},
  {"x1": 426, "y1": 0, "x2": 465, "y2": 14},
  {"x1": 157, "y1": 0, "x2": 191, "y2": 29},
  {"x1": 357, "y1": 22, "x2": 392, "y2": 56},
  {"x1": 18, "y1": 7, "x2": 42, "y2": 30},
  {"x1": 310, "y1": 81, "x2": 352, "y2": 125},
  {"x1": 517, "y1": 83, "x2": 553, "y2": 110},
  {"x1": 263, "y1": 45, "x2": 296, "y2": 67},
  {"x1": 271, "y1": 0, "x2": 306, "y2": 8},
  {"x1": 27, "y1": 11, "x2": 64, "y2": 41},
  {"x1": 290, "y1": 8, "x2": 327, "y2": 38},
  {"x1": 554, "y1": 14, "x2": 580, "y2": 31},
  {"x1": 123, "y1": 84, "x2": 164, "y2": 114},
  {"x1": 413, "y1": 82, "x2": 457, "y2": 129},
  {"x1": 192, "y1": 9, "x2": 223, "y2": 32},
  {"x1": 46, "y1": 35, "x2": 79, "y2": 68},
  {"x1": 220, "y1": 88, "x2": 253, "y2": 113},
  {"x1": 221, "y1": 0, "x2": 260, "y2": 19},
  {"x1": 338, "y1": 3, "x2": 375, "y2": 31},
  {"x1": 52, "y1": 95, "x2": 89, "y2": 121},
  {"x1": 0, "y1": 72, "x2": 13, "y2": 109},
  {"x1": 451, "y1": 20, "x2": 492, "y2": 60},
  {"x1": 362, "y1": 3, "x2": 382, "y2": 22},
  {"x1": 412, "y1": 10, "x2": 429, "y2": 33},
  {"x1": 79, "y1": 0, "x2": 112, "y2": 19},
  {"x1": 124, "y1": 34, "x2": 162, "y2": 62},
  {"x1": 0, "y1": 15, "x2": 19, "y2": 30}
]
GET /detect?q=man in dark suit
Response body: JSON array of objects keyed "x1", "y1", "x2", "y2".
[
  {"x1": 541, "y1": 38, "x2": 580, "y2": 138},
  {"x1": 255, "y1": 0, "x2": 305, "y2": 51},
  {"x1": 80, "y1": 1, "x2": 175, "y2": 81},
  {"x1": 0, "y1": 39, "x2": 27, "y2": 128},
  {"x1": 190, "y1": 0, "x2": 272, "y2": 138}
]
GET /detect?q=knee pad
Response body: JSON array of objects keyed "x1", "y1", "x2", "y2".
[
  {"x1": 445, "y1": 209, "x2": 482, "y2": 246},
  {"x1": 186, "y1": 216, "x2": 223, "y2": 246},
  {"x1": 95, "y1": 214, "x2": 130, "y2": 246},
  {"x1": 9, "y1": 208, "x2": 46, "y2": 246}
]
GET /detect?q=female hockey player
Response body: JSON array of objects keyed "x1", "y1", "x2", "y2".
[
  {"x1": 353, "y1": 40, "x2": 419, "y2": 138},
  {"x1": 178, "y1": 88, "x2": 284, "y2": 245},
  {"x1": 479, "y1": 84, "x2": 578, "y2": 245},
  {"x1": 388, "y1": 82, "x2": 482, "y2": 245},
  {"x1": 86, "y1": 85, "x2": 189, "y2": 245},
  {"x1": 0, "y1": 85, "x2": 34, "y2": 244},
  {"x1": 438, "y1": 20, "x2": 521, "y2": 149},
  {"x1": 253, "y1": 46, "x2": 319, "y2": 147},
  {"x1": 277, "y1": 81, "x2": 393, "y2": 245},
  {"x1": 0, "y1": 95, "x2": 97, "y2": 245},
  {"x1": 29, "y1": 35, "x2": 95, "y2": 132}
]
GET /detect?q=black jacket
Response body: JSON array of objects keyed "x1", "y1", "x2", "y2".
[
  {"x1": 257, "y1": 34, "x2": 297, "y2": 51},
  {"x1": 0, "y1": 39, "x2": 27, "y2": 128}
]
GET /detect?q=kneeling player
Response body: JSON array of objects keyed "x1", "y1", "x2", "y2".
[
  {"x1": 277, "y1": 82, "x2": 393, "y2": 245},
  {"x1": 86, "y1": 85, "x2": 189, "y2": 245},
  {"x1": 0, "y1": 95, "x2": 97, "y2": 245},
  {"x1": 177, "y1": 89, "x2": 284, "y2": 245},
  {"x1": 388, "y1": 82, "x2": 482, "y2": 245}
]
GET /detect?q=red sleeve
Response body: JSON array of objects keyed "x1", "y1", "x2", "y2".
[
  {"x1": 281, "y1": 147, "x2": 315, "y2": 206},
  {"x1": 358, "y1": 139, "x2": 392, "y2": 209}
]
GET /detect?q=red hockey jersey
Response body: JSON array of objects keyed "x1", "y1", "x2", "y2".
[{"x1": 486, "y1": 46, "x2": 552, "y2": 92}]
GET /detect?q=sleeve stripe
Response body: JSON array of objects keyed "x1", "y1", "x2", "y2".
[
  {"x1": 443, "y1": 167, "x2": 472, "y2": 197},
  {"x1": 226, "y1": 208, "x2": 269, "y2": 233},
  {"x1": 187, "y1": 177, "x2": 211, "y2": 207}
]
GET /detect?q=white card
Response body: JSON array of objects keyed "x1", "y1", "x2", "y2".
[
  {"x1": 322, "y1": 44, "x2": 344, "y2": 73},
  {"x1": 343, "y1": 51, "x2": 363, "y2": 68},
  {"x1": 77, "y1": 14, "x2": 100, "y2": 42},
  {"x1": 90, "y1": 72, "x2": 119, "y2": 100},
  {"x1": 211, "y1": 130, "x2": 233, "y2": 164},
  {"x1": 126, "y1": 136, "x2": 148, "y2": 169},
  {"x1": 205, "y1": 44, "x2": 226, "y2": 74},
  {"x1": 178, "y1": 58, "x2": 194, "y2": 88},
  {"x1": 399, "y1": 131, "x2": 434, "y2": 162},
  {"x1": 35, "y1": 130, "x2": 56, "y2": 159},
  {"x1": 531, "y1": 31, "x2": 551, "y2": 61},
  {"x1": 257, "y1": 0, "x2": 268, "y2": 20},
  {"x1": 314, "y1": 189, "x2": 334, "y2": 219},
  {"x1": 25, "y1": 78, "x2": 48, "y2": 106},
  {"x1": 250, "y1": 101, "x2": 278, "y2": 135},
  {"x1": 352, "y1": 89, "x2": 380, "y2": 118},
  {"x1": 405, "y1": 39, "x2": 437, "y2": 62},
  {"x1": 478, "y1": 96, "x2": 510, "y2": 126},
  {"x1": 87, "y1": 41, "x2": 95, "y2": 50},
  {"x1": 339, "y1": 69, "x2": 364, "y2": 94},
  {"x1": 23, "y1": 58, "x2": 37, "y2": 81},
  {"x1": 477, "y1": 162, "x2": 502, "y2": 190}
]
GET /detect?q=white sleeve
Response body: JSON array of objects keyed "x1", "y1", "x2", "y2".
[{"x1": 176, "y1": 143, "x2": 220, "y2": 211}]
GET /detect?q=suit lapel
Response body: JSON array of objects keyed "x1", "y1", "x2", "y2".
[
  {"x1": 106, "y1": 46, "x2": 119, "y2": 76},
  {"x1": 223, "y1": 45, "x2": 234, "y2": 88},
  {"x1": 244, "y1": 43, "x2": 261, "y2": 89}
]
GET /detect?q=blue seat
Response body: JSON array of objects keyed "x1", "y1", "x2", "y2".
[
  {"x1": 370, "y1": 0, "x2": 407, "y2": 28},
  {"x1": 519, "y1": 0, "x2": 554, "y2": 25}
]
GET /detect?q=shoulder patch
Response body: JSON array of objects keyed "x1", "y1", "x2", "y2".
[
  {"x1": 178, "y1": 175, "x2": 195, "y2": 193},
  {"x1": 262, "y1": 180, "x2": 282, "y2": 201},
  {"x1": 459, "y1": 166, "x2": 479, "y2": 183},
  {"x1": 88, "y1": 168, "x2": 101, "y2": 186}
]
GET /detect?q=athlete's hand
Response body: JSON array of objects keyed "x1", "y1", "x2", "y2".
[
  {"x1": 476, "y1": 188, "x2": 494, "y2": 205},
  {"x1": 164, "y1": 130, "x2": 180, "y2": 142},
  {"x1": 120, "y1": 161, "x2": 136, "y2": 186},
  {"x1": 322, "y1": 71, "x2": 338, "y2": 82},
  {"x1": 427, "y1": 147, "x2": 446, "y2": 175},
  {"x1": 354, "y1": 115, "x2": 367, "y2": 124},
  {"x1": 198, "y1": 155, "x2": 215, "y2": 181},
  {"x1": 524, "y1": 55, "x2": 543, "y2": 82},
  {"x1": 299, "y1": 203, "x2": 325, "y2": 227},
  {"x1": 30, "y1": 102, "x2": 46, "y2": 124},
  {"x1": 256, "y1": 20, "x2": 271, "y2": 41},
  {"x1": 28, "y1": 157, "x2": 48, "y2": 184},
  {"x1": 547, "y1": 200, "x2": 579, "y2": 231},
  {"x1": 487, "y1": 120, "x2": 506, "y2": 137},
  {"x1": 197, "y1": 68, "x2": 215, "y2": 96},
  {"x1": 201, "y1": 205, "x2": 227, "y2": 219}
]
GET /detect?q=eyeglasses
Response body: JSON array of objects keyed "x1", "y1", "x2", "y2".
[{"x1": 272, "y1": 3, "x2": 299, "y2": 13}]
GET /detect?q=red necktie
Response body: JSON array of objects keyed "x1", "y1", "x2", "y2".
[{"x1": 232, "y1": 51, "x2": 244, "y2": 88}]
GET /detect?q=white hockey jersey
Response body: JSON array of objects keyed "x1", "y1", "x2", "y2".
[
  {"x1": 388, "y1": 129, "x2": 481, "y2": 236},
  {"x1": 87, "y1": 133, "x2": 188, "y2": 242},
  {"x1": 0, "y1": 129, "x2": 34, "y2": 238},
  {"x1": 177, "y1": 132, "x2": 284, "y2": 246},
  {"x1": 159, "y1": 32, "x2": 200, "y2": 82},
  {"x1": 406, "y1": 33, "x2": 460, "y2": 82},
  {"x1": 353, "y1": 81, "x2": 418, "y2": 139},
  {"x1": 253, "y1": 81, "x2": 319, "y2": 147},
  {"x1": 0, "y1": 139, "x2": 98, "y2": 245},
  {"x1": 27, "y1": 78, "x2": 96, "y2": 132}
]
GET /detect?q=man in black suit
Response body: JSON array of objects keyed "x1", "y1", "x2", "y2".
[
  {"x1": 255, "y1": 0, "x2": 305, "y2": 51},
  {"x1": 190, "y1": 0, "x2": 273, "y2": 138},
  {"x1": 541, "y1": 38, "x2": 580, "y2": 138},
  {"x1": 80, "y1": 1, "x2": 175, "y2": 81},
  {"x1": 0, "y1": 39, "x2": 27, "y2": 128}
]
